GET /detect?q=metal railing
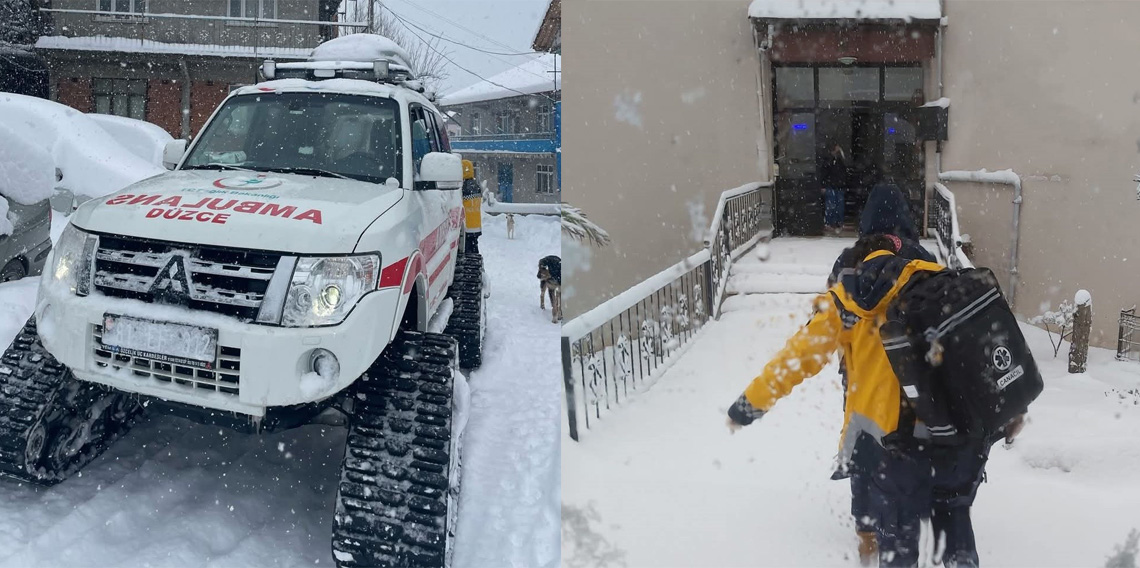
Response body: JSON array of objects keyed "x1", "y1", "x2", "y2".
[
  {"x1": 561, "y1": 182, "x2": 771, "y2": 441},
  {"x1": 37, "y1": 8, "x2": 365, "y2": 54},
  {"x1": 1118, "y1": 308, "x2": 1140, "y2": 362},
  {"x1": 927, "y1": 182, "x2": 973, "y2": 269},
  {"x1": 452, "y1": 132, "x2": 555, "y2": 141}
]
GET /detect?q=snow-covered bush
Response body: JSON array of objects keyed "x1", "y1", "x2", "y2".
[
  {"x1": 1029, "y1": 299, "x2": 1076, "y2": 357},
  {"x1": 562, "y1": 202, "x2": 611, "y2": 248}
]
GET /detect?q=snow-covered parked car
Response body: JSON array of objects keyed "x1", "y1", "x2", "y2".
[
  {"x1": 85, "y1": 113, "x2": 175, "y2": 168},
  {"x1": 0, "y1": 93, "x2": 165, "y2": 212},
  {"x1": 0, "y1": 35, "x2": 485, "y2": 568},
  {"x1": 0, "y1": 125, "x2": 53, "y2": 282}
]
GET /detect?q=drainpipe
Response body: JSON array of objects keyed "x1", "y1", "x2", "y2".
[
  {"x1": 179, "y1": 57, "x2": 191, "y2": 140},
  {"x1": 934, "y1": 2, "x2": 944, "y2": 174},
  {"x1": 751, "y1": 22, "x2": 771, "y2": 181},
  {"x1": 1009, "y1": 177, "x2": 1022, "y2": 307}
]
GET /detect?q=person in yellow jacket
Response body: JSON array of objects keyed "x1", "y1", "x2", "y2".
[
  {"x1": 725, "y1": 234, "x2": 1019, "y2": 568},
  {"x1": 461, "y1": 159, "x2": 482, "y2": 254}
]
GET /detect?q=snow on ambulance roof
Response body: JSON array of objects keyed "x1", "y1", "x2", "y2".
[
  {"x1": 309, "y1": 34, "x2": 413, "y2": 71},
  {"x1": 748, "y1": 0, "x2": 941, "y2": 21},
  {"x1": 233, "y1": 78, "x2": 423, "y2": 101},
  {"x1": 0, "y1": 93, "x2": 163, "y2": 202},
  {"x1": 438, "y1": 54, "x2": 560, "y2": 107}
]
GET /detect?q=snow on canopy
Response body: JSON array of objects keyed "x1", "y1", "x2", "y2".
[
  {"x1": 438, "y1": 54, "x2": 560, "y2": 106},
  {"x1": 0, "y1": 94, "x2": 164, "y2": 201},
  {"x1": 748, "y1": 0, "x2": 941, "y2": 21},
  {"x1": 309, "y1": 34, "x2": 413, "y2": 71}
]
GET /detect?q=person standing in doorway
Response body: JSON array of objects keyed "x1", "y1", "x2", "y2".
[{"x1": 822, "y1": 143, "x2": 847, "y2": 235}]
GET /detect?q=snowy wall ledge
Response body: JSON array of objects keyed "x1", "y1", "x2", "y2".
[
  {"x1": 939, "y1": 168, "x2": 1021, "y2": 190},
  {"x1": 484, "y1": 203, "x2": 560, "y2": 215},
  {"x1": 747, "y1": 0, "x2": 941, "y2": 21}
]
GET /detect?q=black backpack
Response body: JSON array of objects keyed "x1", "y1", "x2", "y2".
[{"x1": 880, "y1": 267, "x2": 1043, "y2": 445}]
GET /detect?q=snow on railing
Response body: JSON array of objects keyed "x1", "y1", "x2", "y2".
[
  {"x1": 561, "y1": 182, "x2": 772, "y2": 441},
  {"x1": 937, "y1": 168, "x2": 1023, "y2": 305},
  {"x1": 927, "y1": 182, "x2": 973, "y2": 270}
]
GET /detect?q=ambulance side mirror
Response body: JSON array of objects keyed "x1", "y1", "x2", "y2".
[{"x1": 163, "y1": 140, "x2": 188, "y2": 170}]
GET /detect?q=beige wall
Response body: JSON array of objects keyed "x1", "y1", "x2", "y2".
[
  {"x1": 941, "y1": 0, "x2": 1140, "y2": 348},
  {"x1": 562, "y1": 0, "x2": 770, "y2": 318}
]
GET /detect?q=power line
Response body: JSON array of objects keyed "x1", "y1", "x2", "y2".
[
  {"x1": 390, "y1": 11, "x2": 542, "y2": 57},
  {"x1": 385, "y1": 0, "x2": 522, "y2": 54},
  {"x1": 382, "y1": 4, "x2": 554, "y2": 85},
  {"x1": 381, "y1": 4, "x2": 557, "y2": 103}
]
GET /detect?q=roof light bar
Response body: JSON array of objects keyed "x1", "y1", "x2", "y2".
[
  {"x1": 261, "y1": 59, "x2": 276, "y2": 80},
  {"x1": 373, "y1": 59, "x2": 390, "y2": 80}
]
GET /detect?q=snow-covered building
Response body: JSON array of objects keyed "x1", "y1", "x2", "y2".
[
  {"x1": 439, "y1": 53, "x2": 560, "y2": 204},
  {"x1": 566, "y1": 0, "x2": 1140, "y2": 350},
  {"x1": 532, "y1": 0, "x2": 560, "y2": 55},
  {"x1": 32, "y1": 0, "x2": 345, "y2": 139}
]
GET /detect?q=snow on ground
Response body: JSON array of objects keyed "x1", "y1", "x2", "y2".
[
  {"x1": 0, "y1": 213, "x2": 560, "y2": 567},
  {"x1": 563, "y1": 240, "x2": 1140, "y2": 568},
  {"x1": 452, "y1": 213, "x2": 561, "y2": 568}
]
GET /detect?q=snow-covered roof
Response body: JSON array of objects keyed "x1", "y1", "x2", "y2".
[
  {"x1": 438, "y1": 54, "x2": 560, "y2": 107},
  {"x1": 748, "y1": 0, "x2": 941, "y2": 21},
  {"x1": 35, "y1": 35, "x2": 311, "y2": 59}
]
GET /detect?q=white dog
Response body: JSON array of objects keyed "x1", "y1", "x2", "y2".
[{"x1": 506, "y1": 213, "x2": 515, "y2": 239}]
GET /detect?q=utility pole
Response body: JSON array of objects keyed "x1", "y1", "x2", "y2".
[{"x1": 367, "y1": 0, "x2": 376, "y2": 34}]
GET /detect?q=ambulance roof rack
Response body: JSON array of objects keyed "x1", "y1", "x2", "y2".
[{"x1": 259, "y1": 58, "x2": 424, "y2": 92}]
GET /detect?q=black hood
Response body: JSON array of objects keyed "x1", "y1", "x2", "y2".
[
  {"x1": 859, "y1": 182, "x2": 919, "y2": 242},
  {"x1": 838, "y1": 253, "x2": 912, "y2": 312}
]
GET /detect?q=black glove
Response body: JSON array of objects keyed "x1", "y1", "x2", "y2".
[{"x1": 727, "y1": 393, "x2": 766, "y2": 426}]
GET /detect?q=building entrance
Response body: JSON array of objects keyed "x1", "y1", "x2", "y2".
[{"x1": 772, "y1": 65, "x2": 926, "y2": 237}]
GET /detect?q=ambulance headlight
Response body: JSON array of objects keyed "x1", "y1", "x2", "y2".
[
  {"x1": 268, "y1": 255, "x2": 379, "y2": 327},
  {"x1": 49, "y1": 224, "x2": 97, "y2": 296}
]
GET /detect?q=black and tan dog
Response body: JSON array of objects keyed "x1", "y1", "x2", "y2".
[{"x1": 537, "y1": 255, "x2": 561, "y2": 323}]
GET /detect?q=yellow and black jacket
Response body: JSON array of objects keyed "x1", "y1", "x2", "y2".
[
  {"x1": 728, "y1": 250, "x2": 945, "y2": 461},
  {"x1": 461, "y1": 160, "x2": 481, "y2": 235}
]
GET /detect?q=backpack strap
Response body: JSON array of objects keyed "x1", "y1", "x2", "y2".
[{"x1": 829, "y1": 291, "x2": 860, "y2": 330}]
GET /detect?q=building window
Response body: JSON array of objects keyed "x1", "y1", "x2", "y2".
[
  {"x1": 496, "y1": 111, "x2": 516, "y2": 135},
  {"x1": 470, "y1": 112, "x2": 481, "y2": 135},
  {"x1": 537, "y1": 103, "x2": 551, "y2": 133},
  {"x1": 93, "y1": 78, "x2": 147, "y2": 120},
  {"x1": 536, "y1": 164, "x2": 555, "y2": 194},
  {"x1": 97, "y1": 0, "x2": 146, "y2": 13},
  {"x1": 228, "y1": 0, "x2": 277, "y2": 19}
]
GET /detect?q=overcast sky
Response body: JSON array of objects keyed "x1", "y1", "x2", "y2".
[{"x1": 349, "y1": 0, "x2": 551, "y2": 95}]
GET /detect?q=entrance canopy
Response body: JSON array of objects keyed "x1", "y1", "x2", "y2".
[{"x1": 748, "y1": 0, "x2": 941, "y2": 23}]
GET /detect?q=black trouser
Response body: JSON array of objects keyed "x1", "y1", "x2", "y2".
[
  {"x1": 864, "y1": 436, "x2": 995, "y2": 567},
  {"x1": 465, "y1": 232, "x2": 480, "y2": 254},
  {"x1": 930, "y1": 440, "x2": 993, "y2": 567},
  {"x1": 849, "y1": 432, "x2": 877, "y2": 533}
]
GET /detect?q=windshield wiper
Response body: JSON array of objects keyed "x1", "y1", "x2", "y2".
[
  {"x1": 260, "y1": 167, "x2": 351, "y2": 180},
  {"x1": 183, "y1": 163, "x2": 256, "y2": 172}
]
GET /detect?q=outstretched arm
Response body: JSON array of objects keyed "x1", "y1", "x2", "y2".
[{"x1": 727, "y1": 297, "x2": 841, "y2": 427}]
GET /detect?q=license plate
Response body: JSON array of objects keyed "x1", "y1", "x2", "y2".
[{"x1": 100, "y1": 314, "x2": 219, "y2": 370}]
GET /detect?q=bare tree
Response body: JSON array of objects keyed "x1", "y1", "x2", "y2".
[{"x1": 342, "y1": 0, "x2": 451, "y2": 92}]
